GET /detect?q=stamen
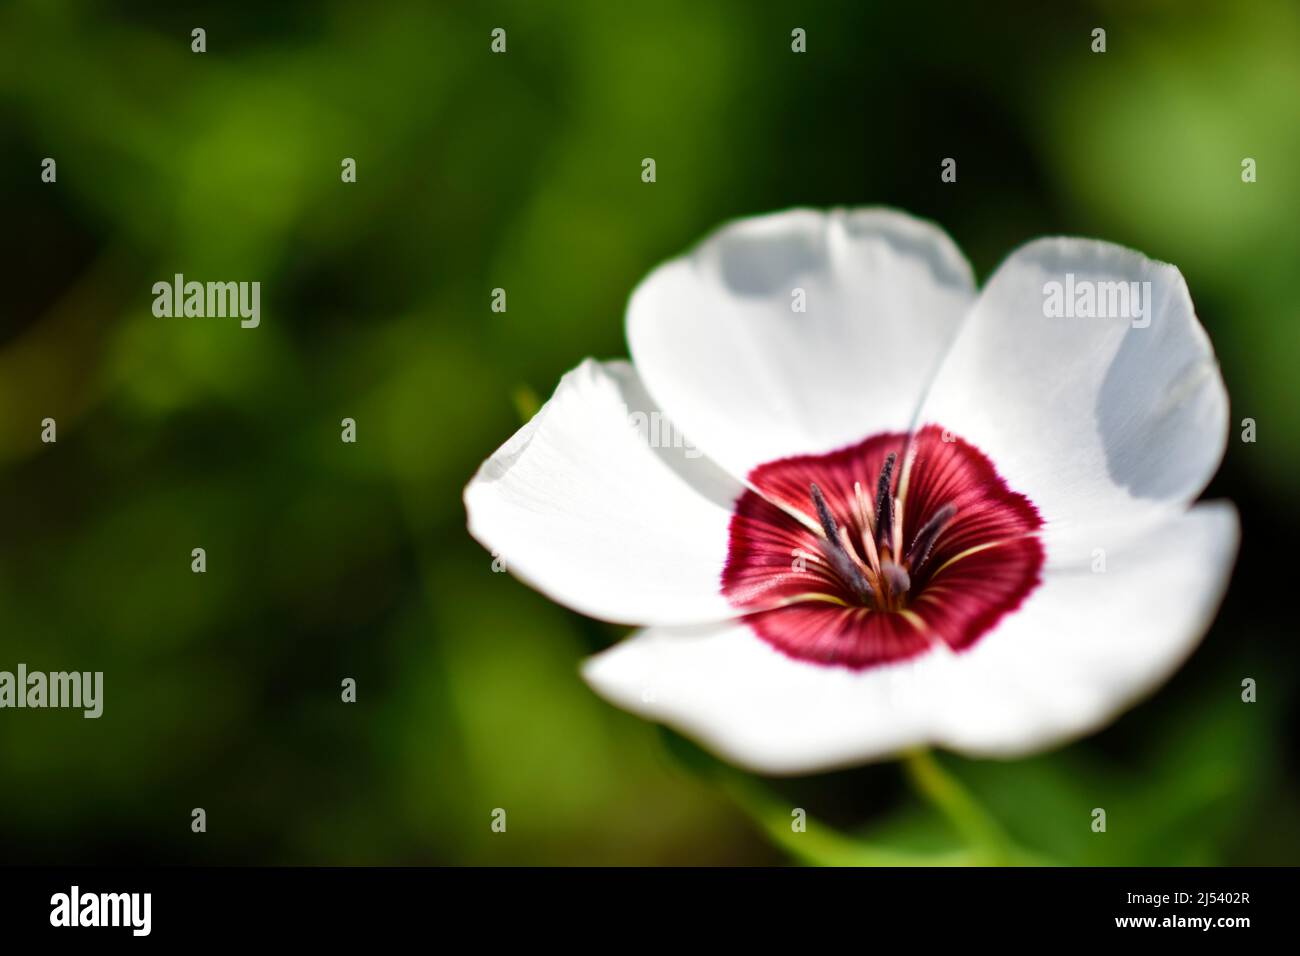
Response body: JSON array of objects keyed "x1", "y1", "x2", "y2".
[
  {"x1": 837, "y1": 526, "x2": 874, "y2": 578},
  {"x1": 905, "y1": 503, "x2": 957, "y2": 572},
  {"x1": 891, "y1": 443, "x2": 918, "y2": 560},
  {"x1": 853, "y1": 481, "x2": 881, "y2": 573},
  {"x1": 873, "y1": 452, "x2": 897, "y2": 551},
  {"x1": 809, "y1": 481, "x2": 839, "y2": 541},
  {"x1": 809, "y1": 483, "x2": 875, "y2": 603}
]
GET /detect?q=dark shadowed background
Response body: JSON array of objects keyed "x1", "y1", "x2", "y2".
[{"x1": 0, "y1": 0, "x2": 1296, "y2": 864}]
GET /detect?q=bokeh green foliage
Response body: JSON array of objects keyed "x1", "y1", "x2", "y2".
[{"x1": 0, "y1": 0, "x2": 1295, "y2": 864}]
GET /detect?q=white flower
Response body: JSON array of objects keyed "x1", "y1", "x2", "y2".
[{"x1": 464, "y1": 208, "x2": 1238, "y2": 775}]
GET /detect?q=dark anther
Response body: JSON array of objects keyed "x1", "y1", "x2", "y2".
[
  {"x1": 873, "y1": 452, "x2": 897, "y2": 549},
  {"x1": 809, "y1": 483, "x2": 874, "y2": 603},
  {"x1": 905, "y1": 503, "x2": 957, "y2": 573}
]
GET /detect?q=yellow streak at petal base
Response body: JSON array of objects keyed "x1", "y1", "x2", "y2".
[
  {"x1": 898, "y1": 609, "x2": 929, "y2": 633},
  {"x1": 929, "y1": 539, "x2": 1010, "y2": 578}
]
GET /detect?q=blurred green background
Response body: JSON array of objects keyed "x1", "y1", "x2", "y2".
[{"x1": 0, "y1": 0, "x2": 1296, "y2": 865}]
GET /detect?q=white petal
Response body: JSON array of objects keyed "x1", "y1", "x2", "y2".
[
  {"x1": 582, "y1": 504, "x2": 1237, "y2": 774},
  {"x1": 917, "y1": 238, "x2": 1229, "y2": 545},
  {"x1": 627, "y1": 207, "x2": 975, "y2": 480},
  {"x1": 582, "y1": 621, "x2": 935, "y2": 775},
  {"x1": 465, "y1": 359, "x2": 743, "y2": 626}
]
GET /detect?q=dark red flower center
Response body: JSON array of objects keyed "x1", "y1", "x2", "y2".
[{"x1": 721, "y1": 425, "x2": 1044, "y2": 670}]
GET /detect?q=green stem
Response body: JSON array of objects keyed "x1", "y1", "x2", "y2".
[
  {"x1": 720, "y1": 772, "x2": 976, "y2": 867},
  {"x1": 901, "y1": 748, "x2": 1012, "y2": 865},
  {"x1": 668, "y1": 731, "x2": 1055, "y2": 867}
]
